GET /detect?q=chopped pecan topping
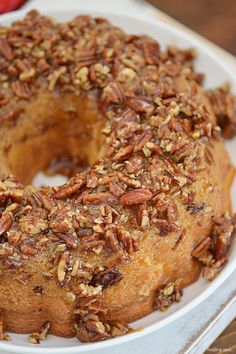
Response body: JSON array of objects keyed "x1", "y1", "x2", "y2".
[
  {"x1": 19, "y1": 213, "x2": 48, "y2": 235},
  {"x1": 53, "y1": 175, "x2": 84, "y2": 199}
]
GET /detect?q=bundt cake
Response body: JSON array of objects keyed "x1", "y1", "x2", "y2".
[{"x1": 0, "y1": 10, "x2": 235, "y2": 343}]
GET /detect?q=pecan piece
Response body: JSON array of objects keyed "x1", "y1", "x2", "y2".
[
  {"x1": 49, "y1": 207, "x2": 74, "y2": 233},
  {"x1": 28, "y1": 321, "x2": 51, "y2": 344},
  {"x1": 0, "y1": 212, "x2": 13, "y2": 236},
  {"x1": 154, "y1": 283, "x2": 183, "y2": 311},
  {"x1": 110, "y1": 322, "x2": 132, "y2": 338},
  {"x1": 83, "y1": 192, "x2": 115, "y2": 205},
  {"x1": 80, "y1": 234, "x2": 105, "y2": 251},
  {"x1": 102, "y1": 81, "x2": 125, "y2": 104},
  {"x1": 202, "y1": 257, "x2": 227, "y2": 281},
  {"x1": 116, "y1": 171, "x2": 141, "y2": 188},
  {"x1": 57, "y1": 233, "x2": 78, "y2": 250},
  {"x1": 0, "y1": 108, "x2": 21, "y2": 123},
  {"x1": 90, "y1": 268, "x2": 122, "y2": 288},
  {"x1": 108, "y1": 181, "x2": 125, "y2": 197},
  {"x1": 20, "y1": 241, "x2": 38, "y2": 256},
  {"x1": 207, "y1": 86, "x2": 236, "y2": 139},
  {"x1": 86, "y1": 173, "x2": 99, "y2": 188},
  {"x1": 192, "y1": 237, "x2": 211, "y2": 258},
  {"x1": 0, "y1": 38, "x2": 13, "y2": 60},
  {"x1": 38, "y1": 192, "x2": 56, "y2": 210},
  {"x1": 57, "y1": 251, "x2": 70, "y2": 283},
  {"x1": 127, "y1": 96, "x2": 154, "y2": 113},
  {"x1": 78, "y1": 48, "x2": 97, "y2": 66},
  {"x1": 19, "y1": 214, "x2": 48, "y2": 235},
  {"x1": 11, "y1": 81, "x2": 33, "y2": 99},
  {"x1": 54, "y1": 177, "x2": 84, "y2": 199},
  {"x1": 142, "y1": 41, "x2": 160, "y2": 65},
  {"x1": 75, "y1": 314, "x2": 109, "y2": 342},
  {"x1": 133, "y1": 130, "x2": 153, "y2": 152},
  {"x1": 114, "y1": 145, "x2": 133, "y2": 161},
  {"x1": 211, "y1": 216, "x2": 234, "y2": 260},
  {"x1": 120, "y1": 188, "x2": 152, "y2": 206}
]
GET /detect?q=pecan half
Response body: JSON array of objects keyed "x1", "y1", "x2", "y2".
[
  {"x1": 0, "y1": 212, "x2": 13, "y2": 236},
  {"x1": 120, "y1": 188, "x2": 152, "y2": 206},
  {"x1": 78, "y1": 48, "x2": 97, "y2": 66}
]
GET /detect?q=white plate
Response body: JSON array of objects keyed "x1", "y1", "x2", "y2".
[{"x1": 0, "y1": 8, "x2": 236, "y2": 354}]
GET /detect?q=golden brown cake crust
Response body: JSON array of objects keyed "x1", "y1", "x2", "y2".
[{"x1": 0, "y1": 10, "x2": 235, "y2": 343}]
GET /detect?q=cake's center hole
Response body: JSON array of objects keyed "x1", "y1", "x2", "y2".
[
  {"x1": 3, "y1": 93, "x2": 105, "y2": 186},
  {"x1": 32, "y1": 154, "x2": 89, "y2": 187}
]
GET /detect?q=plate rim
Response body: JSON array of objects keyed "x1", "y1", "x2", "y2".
[{"x1": 0, "y1": 7, "x2": 236, "y2": 354}]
